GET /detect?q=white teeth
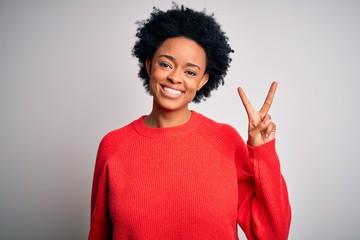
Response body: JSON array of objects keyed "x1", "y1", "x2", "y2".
[{"x1": 163, "y1": 86, "x2": 182, "y2": 95}]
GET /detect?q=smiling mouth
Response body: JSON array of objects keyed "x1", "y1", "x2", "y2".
[{"x1": 162, "y1": 86, "x2": 183, "y2": 95}]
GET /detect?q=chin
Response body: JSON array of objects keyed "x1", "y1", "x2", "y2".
[{"x1": 155, "y1": 98, "x2": 189, "y2": 112}]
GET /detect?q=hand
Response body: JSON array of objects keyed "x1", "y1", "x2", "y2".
[{"x1": 237, "y1": 81, "x2": 278, "y2": 147}]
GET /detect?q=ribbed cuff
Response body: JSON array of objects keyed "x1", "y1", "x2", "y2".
[{"x1": 247, "y1": 139, "x2": 280, "y2": 168}]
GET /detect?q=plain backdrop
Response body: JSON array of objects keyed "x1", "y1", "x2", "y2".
[{"x1": 1, "y1": 0, "x2": 359, "y2": 239}]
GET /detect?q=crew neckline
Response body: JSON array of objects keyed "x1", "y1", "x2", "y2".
[{"x1": 132, "y1": 110, "x2": 203, "y2": 138}]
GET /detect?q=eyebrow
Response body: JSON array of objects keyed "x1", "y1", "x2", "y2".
[{"x1": 158, "y1": 54, "x2": 201, "y2": 70}]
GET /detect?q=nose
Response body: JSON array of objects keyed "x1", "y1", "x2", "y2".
[{"x1": 167, "y1": 68, "x2": 182, "y2": 84}]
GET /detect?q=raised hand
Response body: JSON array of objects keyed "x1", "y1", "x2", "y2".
[{"x1": 237, "y1": 81, "x2": 278, "y2": 147}]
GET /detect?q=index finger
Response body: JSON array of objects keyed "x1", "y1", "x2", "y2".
[
  {"x1": 259, "y1": 81, "x2": 278, "y2": 116},
  {"x1": 237, "y1": 86, "x2": 255, "y2": 116}
]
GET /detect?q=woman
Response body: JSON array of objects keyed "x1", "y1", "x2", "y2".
[{"x1": 89, "y1": 4, "x2": 291, "y2": 240}]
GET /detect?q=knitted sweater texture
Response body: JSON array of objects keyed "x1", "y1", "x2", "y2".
[{"x1": 88, "y1": 111, "x2": 291, "y2": 240}]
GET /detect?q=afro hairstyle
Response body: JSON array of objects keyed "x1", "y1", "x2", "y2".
[{"x1": 132, "y1": 3, "x2": 233, "y2": 103}]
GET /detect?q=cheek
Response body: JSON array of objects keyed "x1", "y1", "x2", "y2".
[
  {"x1": 148, "y1": 72, "x2": 162, "y2": 95},
  {"x1": 148, "y1": 77, "x2": 156, "y2": 95},
  {"x1": 149, "y1": 69, "x2": 165, "y2": 87},
  {"x1": 186, "y1": 78, "x2": 204, "y2": 92}
]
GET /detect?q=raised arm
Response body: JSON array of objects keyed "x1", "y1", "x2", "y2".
[{"x1": 236, "y1": 82, "x2": 291, "y2": 239}]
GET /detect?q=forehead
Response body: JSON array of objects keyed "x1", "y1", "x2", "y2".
[{"x1": 154, "y1": 37, "x2": 206, "y2": 65}]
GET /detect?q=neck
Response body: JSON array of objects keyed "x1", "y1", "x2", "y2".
[{"x1": 144, "y1": 105, "x2": 192, "y2": 128}]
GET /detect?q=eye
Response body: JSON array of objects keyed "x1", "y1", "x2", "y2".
[
  {"x1": 159, "y1": 62, "x2": 172, "y2": 69},
  {"x1": 185, "y1": 70, "x2": 197, "y2": 77}
]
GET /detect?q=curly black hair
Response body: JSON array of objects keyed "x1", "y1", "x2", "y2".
[{"x1": 132, "y1": 3, "x2": 233, "y2": 103}]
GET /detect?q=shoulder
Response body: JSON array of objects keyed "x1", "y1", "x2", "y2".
[
  {"x1": 101, "y1": 124, "x2": 133, "y2": 144},
  {"x1": 194, "y1": 112, "x2": 247, "y2": 159},
  {"x1": 197, "y1": 112, "x2": 241, "y2": 139},
  {"x1": 97, "y1": 117, "x2": 140, "y2": 156},
  {"x1": 195, "y1": 112, "x2": 245, "y2": 149},
  {"x1": 92, "y1": 118, "x2": 142, "y2": 170}
]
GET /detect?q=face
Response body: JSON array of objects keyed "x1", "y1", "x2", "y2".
[{"x1": 146, "y1": 37, "x2": 209, "y2": 113}]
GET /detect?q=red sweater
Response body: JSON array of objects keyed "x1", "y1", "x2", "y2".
[{"x1": 88, "y1": 111, "x2": 291, "y2": 239}]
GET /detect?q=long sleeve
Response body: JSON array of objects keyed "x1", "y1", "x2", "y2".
[
  {"x1": 87, "y1": 112, "x2": 290, "y2": 239},
  {"x1": 88, "y1": 139, "x2": 113, "y2": 240},
  {"x1": 237, "y1": 139, "x2": 291, "y2": 240}
]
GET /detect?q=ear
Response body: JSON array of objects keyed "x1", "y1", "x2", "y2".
[
  {"x1": 145, "y1": 58, "x2": 152, "y2": 77},
  {"x1": 197, "y1": 73, "x2": 209, "y2": 91}
]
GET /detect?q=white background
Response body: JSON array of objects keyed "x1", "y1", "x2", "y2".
[{"x1": 0, "y1": 0, "x2": 359, "y2": 239}]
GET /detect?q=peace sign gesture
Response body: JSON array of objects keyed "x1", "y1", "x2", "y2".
[{"x1": 237, "y1": 81, "x2": 278, "y2": 147}]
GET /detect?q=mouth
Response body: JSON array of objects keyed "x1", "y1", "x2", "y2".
[{"x1": 161, "y1": 85, "x2": 184, "y2": 96}]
